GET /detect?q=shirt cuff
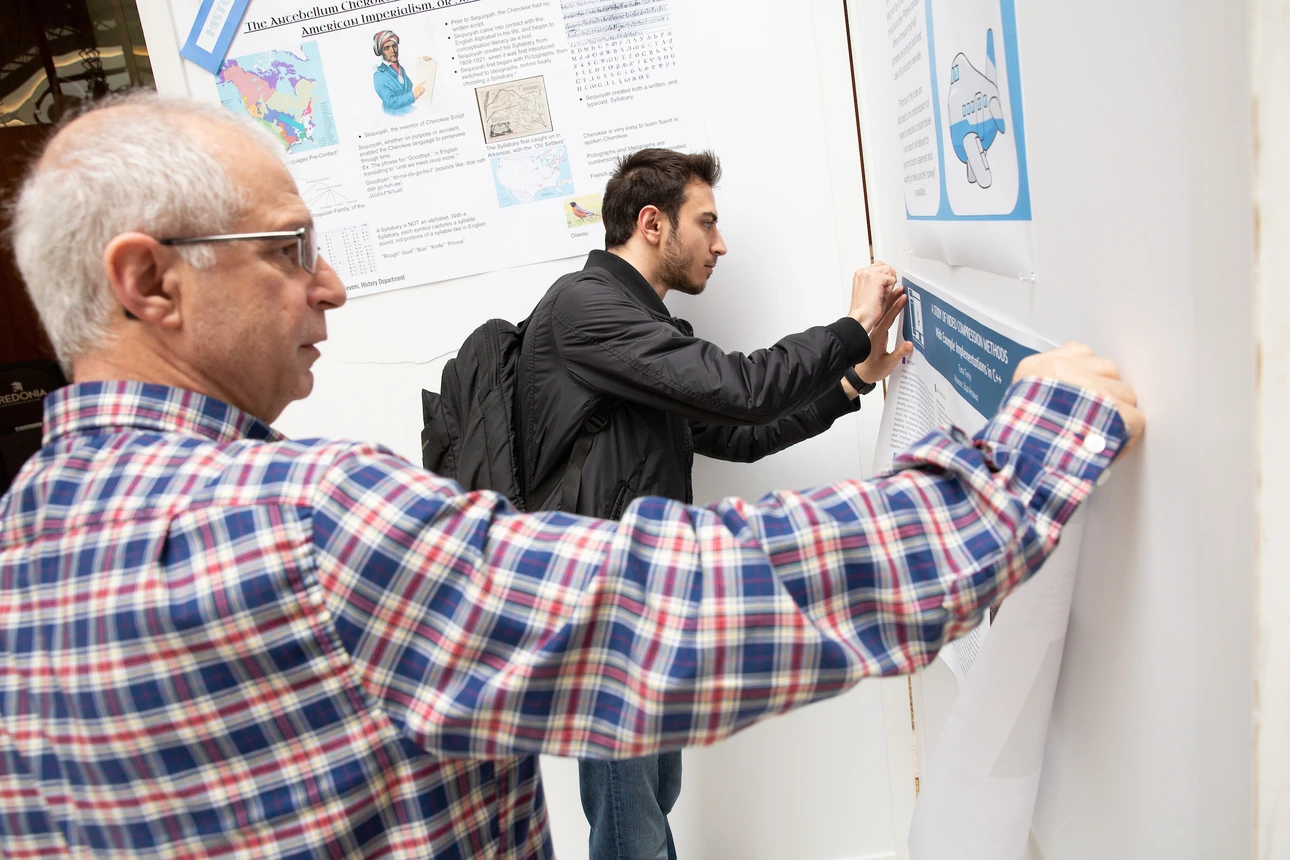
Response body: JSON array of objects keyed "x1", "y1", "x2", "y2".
[
  {"x1": 826, "y1": 318, "x2": 872, "y2": 364},
  {"x1": 923, "y1": 379, "x2": 1127, "y2": 624},
  {"x1": 967, "y1": 377, "x2": 1128, "y2": 558},
  {"x1": 980, "y1": 378, "x2": 1129, "y2": 484}
]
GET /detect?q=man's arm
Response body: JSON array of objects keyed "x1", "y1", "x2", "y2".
[
  {"x1": 312, "y1": 378, "x2": 1128, "y2": 762},
  {"x1": 551, "y1": 276, "x2": 871, "y2": 425},
  {"x1": 690, "y1": 383, "x2": 859, "y2": 463},
  {"x1": 690, "y1": 270, "x2": 910, "y2": 461}
]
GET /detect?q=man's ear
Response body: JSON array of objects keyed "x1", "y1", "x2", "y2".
[
  {"x1": 636, "y1": 205, "x2": 665, "y2": 248},
  {"x1": 102, "y1": 232, "x2": 185, "y2": 329}
]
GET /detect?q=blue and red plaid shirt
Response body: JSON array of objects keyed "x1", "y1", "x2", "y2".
[{"x1": 0, "y1": 379, "x2": 1124, "y2": 858}]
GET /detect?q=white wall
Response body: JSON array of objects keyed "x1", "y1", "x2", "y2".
[
  {"x1": 1254, "y1": 0, "x2": 1290, "y2": 855},
  {"x1": 137, "y1": 1, "x2": 910, "y2": 858},
  {"x1": 849, "y1": 1, "x2": 1256, "y2": 857}
]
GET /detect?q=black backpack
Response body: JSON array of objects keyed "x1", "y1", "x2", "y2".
[{"x1": 420, "y1": 318, "x2": 607, "y2": 513}]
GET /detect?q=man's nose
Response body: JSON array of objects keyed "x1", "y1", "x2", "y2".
[
  {"x1": 712, "y1": 228, "x2": 728, "y2": 257},
  {"x1": 311, "y1": 256, "x2": 348, "y2": 310}
]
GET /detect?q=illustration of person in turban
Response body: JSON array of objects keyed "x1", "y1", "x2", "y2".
[{"x1": 372, "y1": 29, "x2": 426, "y2": 114}]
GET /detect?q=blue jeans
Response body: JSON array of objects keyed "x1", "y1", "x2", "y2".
[{"x1": 579, "y1": 752, "x2": 682, "y2": 860}]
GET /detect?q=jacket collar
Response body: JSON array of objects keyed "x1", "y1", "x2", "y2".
[
  {"x1": 42, "y1": 381, "x2": 281, "y2": 446},
  {"x1": 584, "y1": 250, "x2": 671, "y2": 318}
]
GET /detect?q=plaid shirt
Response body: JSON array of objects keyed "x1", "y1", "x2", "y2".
[{"x1": 0, "y1": 379, "x2": 1124, "y2": 858}]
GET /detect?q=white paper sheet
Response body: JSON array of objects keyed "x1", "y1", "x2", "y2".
[
  {"x1": 907, "y1": 515, "x2": 1084, "y2": 860},
  {"x1": 415, "y1": 56, "x2": 438, "y2": 104}
]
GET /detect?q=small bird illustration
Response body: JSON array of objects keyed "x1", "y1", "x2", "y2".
[{"x1": 569, "y1": 201, "x2": 598, "y2": 219}]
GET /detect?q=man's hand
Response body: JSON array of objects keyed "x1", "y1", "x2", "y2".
[
  {"x1": 848, "y1": 262, "x2": 898, "y2": 332},
  {"x1": 413, "y1": 82, "x2": 426, "y2": 99},
  {"x1": 842, "y1": 289, "x2": 913, "y2": 397},
  {"x1": 1013, "y1": 343, "x2": 1145, "y2": 449}
]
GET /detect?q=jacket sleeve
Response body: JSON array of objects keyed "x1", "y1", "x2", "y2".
[
  {"x1": 311, "y1": 378, "x2": 1127, "y2": 762},
  {"x1": 691, "y1": 381, "x2": 860, "y2": 463},
  {"x1": 550, "y1": 277, "x2": 871, "y2": 425}
]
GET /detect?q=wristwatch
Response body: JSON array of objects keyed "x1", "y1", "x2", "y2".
[{"x1": 844, "y1": 367, "x2": 877, "y2": 396}]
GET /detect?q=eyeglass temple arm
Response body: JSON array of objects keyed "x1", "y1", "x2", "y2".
[{"x1": 159, "y1": 229, "x2": 306, "y2": 246}]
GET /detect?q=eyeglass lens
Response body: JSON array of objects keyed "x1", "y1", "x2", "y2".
[{"x1": 301, "y1": 226, "x2": 318, "y2": 274}]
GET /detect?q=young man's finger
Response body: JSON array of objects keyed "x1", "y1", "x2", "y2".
[{"x1": 876, "y1": 295, "x2": 908, "y2": 331}]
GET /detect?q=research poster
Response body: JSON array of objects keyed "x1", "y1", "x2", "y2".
[
  {"x1": 169, "y1": 0, "x2": 708, "y2": 298},
  {"x1": 875, "y1": 276, "x2": 1083, "y2": 859},
  {"x1": 886, "y1": 0, "x2": 1036, "y2": 278}
]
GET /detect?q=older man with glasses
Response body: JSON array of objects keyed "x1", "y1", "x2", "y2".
[{"x1": 0, "y1": 91, "x2": 1142, "y2": 859}]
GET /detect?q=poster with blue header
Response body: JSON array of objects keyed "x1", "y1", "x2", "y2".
[
  {"x1": 886, "y1": 0, "x2": 1036, "y2": 278},
  {"x1": 874, "y1": 273, "x2": 1041, "y2": 460},
  {"x1": 874, "y1": 273, "x2": 1089, "y2": 860}
]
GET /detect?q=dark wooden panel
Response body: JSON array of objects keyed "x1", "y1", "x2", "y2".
[{"x1": 0, "y1": 125, "x2": 57, "y2": 365}]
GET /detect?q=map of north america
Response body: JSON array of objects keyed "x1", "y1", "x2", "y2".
[
  {"x1": 217, "y1": 42, "x2": 338, "y2": 153},
  {"x1": 491, "y1": 146, "x2": 574, "y2": 207}
]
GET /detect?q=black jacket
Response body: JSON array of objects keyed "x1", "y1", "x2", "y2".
[{"x1": 518, "y1": 250, "x2": 872, "y2": 517}]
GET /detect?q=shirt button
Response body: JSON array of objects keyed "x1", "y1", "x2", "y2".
[{"x1": 1083, "y1": 433, "x2": 1107, "y2": 455}]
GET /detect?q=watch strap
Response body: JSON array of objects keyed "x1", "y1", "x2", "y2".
[{"x1": 844, "y1": 367, "x2": 877, "y2": 396}]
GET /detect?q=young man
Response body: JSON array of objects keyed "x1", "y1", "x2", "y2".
[
  {"x1": 1, "y1": 95, "x2": 1140, "y2": 860},
  {"x1": 519, "y1": 150, "x2": 909, "y2": 520},
  {"x1": 514, "y1": 149, "x2": 929, "y2": 858}
]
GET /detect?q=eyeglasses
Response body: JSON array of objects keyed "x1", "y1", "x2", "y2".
[{"x1": 159, "y1": 225, "x2": 318, "y2": 274}]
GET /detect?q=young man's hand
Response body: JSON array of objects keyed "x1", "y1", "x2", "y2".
[
  {"x1": 842, "y1": 290, "x2": 913, "y2": 397},
  {"x1": 847, "y1": 261, "x2": 899, "y2": 332},
  {"x1": 1013, "y1": 343, "x2": 1145, "y2": 449}
]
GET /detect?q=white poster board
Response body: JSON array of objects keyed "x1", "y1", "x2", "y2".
[{"x1": 164, "y1": 0, "x2": 708, "y2": 298}]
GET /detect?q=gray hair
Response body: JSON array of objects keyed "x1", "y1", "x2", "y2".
[{"x1": 10, "y1": 91, "x2": 285, "y2": 368}]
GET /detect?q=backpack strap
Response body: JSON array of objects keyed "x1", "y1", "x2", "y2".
[{"x1": 556, "y1": 404, "x2": 611, "y2": 514}]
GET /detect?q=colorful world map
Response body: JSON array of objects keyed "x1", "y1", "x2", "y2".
[{"x1": 217, "y1": 42, "x2": 338, "y2": 153}]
